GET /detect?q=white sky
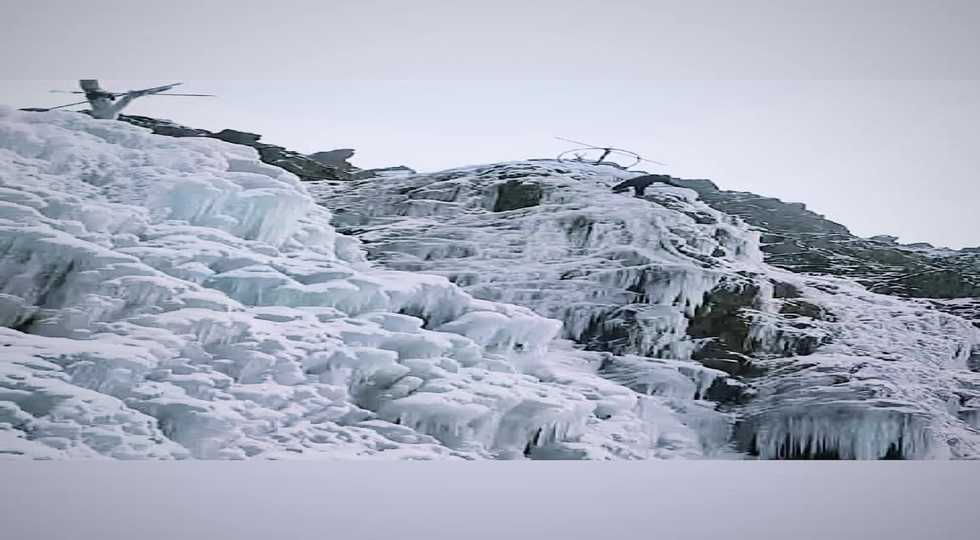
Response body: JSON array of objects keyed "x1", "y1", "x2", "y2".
[{"x1": 2, "y1": 1, "x2": 979, "y2": 248}]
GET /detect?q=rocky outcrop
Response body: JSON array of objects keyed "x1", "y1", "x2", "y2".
[
  {"x1": 493, "y1": 179, "x2": 544, "y2": 212},
  {"x1": 116, "y1": 115, "x2": 353, "y2": 182},
  {"x1": 353, "y1": 166, "x2": 417, "y2": 180},
  {"x1": 309, "y1": 148, "x2": 417, "y2": 180},
  {"x1": 309, "y1": 148, "x2": 357, "y2": 169},
  {"x1": 667, "y1": 177, "x2": 980, "y2": 319},
  {"x1": 31, "y1": 110, "x2": 415, "y2": 184}
]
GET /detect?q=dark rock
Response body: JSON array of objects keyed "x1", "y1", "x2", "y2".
[
  {"x1": 116, "y1": 115, "x2": 352, "y2": 182},
  {"x1": 308, "y1": 150, "x2": 417, "y2": 180},
  {"x1": 309, "y1": 149, "x2": 356, "y2": 169},
  {"x1": 113, "y1": 115, "x2": 209, "y2": 137},
  {"x1": 493, "y1": 180, "x2": 544, "y2": 212},
  {"x1": 671, "y1": 176, "x2": 980, "y2": 317},
  {"x1": 212, "y1": 129, "x2": 262, "y2": 145},
  {"x1": 704, "y1": 377, "x2": 752, "y2": 404},
  {"x1": 771, "y1": 280, "x2": 802, "y2": 299},
  {"x1": 354, "y1": 166, "x2": 418, "y2": 180},
  {"x1": 779, "y1": 299, "x2": 829, "y2": 320},
  {"x1": 579, "y1": 307, "x2": 643, "y2": 356},
  {"x1": 696, "y1": 352, "x2": 754, "y2": 376},
  {"x1": 670, "y1": 178, "x2": 720, "y2": 192},
  {"x1": 687, "y1": 281, "x2": 759, "y2": 356},
  {"x1": 259, "y1": 146, "x2": 349, "y2": 182},
  {"x1": 967, "y1": 346, "x2": 980, "y2": 372},
  {"x1": 869, "y1": 235, "x2": 899, "y2": 244},
  {"x1": 873, "y1": 269, "x2": 980, "y2": 299}
]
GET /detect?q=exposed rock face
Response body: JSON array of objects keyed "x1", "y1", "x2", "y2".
[
  {"x1": 493, "y1": 179, "x2": 544, "y2": 212},
  {"x1": 309, "y1": 149, "x2": 356, "y2": 169},
  {"x1": 353, "y1": 166, "x2": 417, "y2": 180},
  {"x1": 309, "y1": 148, "x2": 417, "y2": 181},
  {"x1": 116, "y1": 115, "x2": 352, "y2": 182},
  {"x1": 687, "y1": 280, "x2": 759, "y2": 375},
  {"x1": 32, "y1": 109, "x2": 416, "y2": 184},
  {"x1": 212, "y1": 129, "x2": 263, "y2": 145},
  {"x1": 669, "y1": 178, "x2": 980, "y2": 319}
]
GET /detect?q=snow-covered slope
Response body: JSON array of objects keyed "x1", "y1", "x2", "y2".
[
  {"x1": 3, "y1": 108, "x2": 979, "y2": 460},
  {"x1": 312, "y1": 160, "x2": 980, "y2": 459},
  {"x1": 0, "y1": 108, "x2": 733, "y2": 459}
]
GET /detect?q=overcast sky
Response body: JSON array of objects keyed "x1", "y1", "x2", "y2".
[{"x1": 2, "y1": 1, "x2": 979, "y2": 248}]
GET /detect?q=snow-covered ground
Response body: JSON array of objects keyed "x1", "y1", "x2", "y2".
[
  {"x1": 2, "y1": 107, "x2": 979, "y2": 459},
  {"x1": 0, "y1": 108, "x2": 733, "y2": 459}
]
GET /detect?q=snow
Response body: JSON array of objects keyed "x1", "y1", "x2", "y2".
[
  {"x1": 312, "y1": 159, "x2": 980, "y2": 459},
  {"x1": 0, "y1": 108, "x2": 728, "y2": 459},
  {"x1": 319, "y1": 161, "x2": 760, "y2": 360},
  {"x1": 3, "y1": 107, "x2": 979, "y2": 460},
  {"x1": 735, "y1": 270, "x2": 980, "y2": 459}
]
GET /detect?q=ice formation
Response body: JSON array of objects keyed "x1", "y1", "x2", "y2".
[
  {"x1": 0, "y1": 108, "x2": 729, "y2": 459},
  {"x1": 314, "y1": 160, "x2": 980, "y2": 459},
  {"x1": 2, "y1": 107, "x2": 979, "y2": 460}
]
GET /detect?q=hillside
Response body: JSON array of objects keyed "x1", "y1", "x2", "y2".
[
  {"x1": 312, "y1": 160, "x2": 980, "y2": 459},
  {"x1": 1, "y1": 108, "x2": 979, "y2": 459},
  {"x1": 671, "y1": 179, "x2": 980, "y2": 320}
]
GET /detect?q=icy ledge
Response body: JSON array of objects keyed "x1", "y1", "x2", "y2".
[{"x1": 0, "y1": 108, "x2": 727, "y2": 459}]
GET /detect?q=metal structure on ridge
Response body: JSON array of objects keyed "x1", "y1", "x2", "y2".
[{"x1": 554, "y1": 136, "x2": 667, "y2": 170}]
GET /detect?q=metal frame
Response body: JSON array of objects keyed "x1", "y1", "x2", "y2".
[{"x1": 554, "y1": 136, "x2": 666, "y2": 169}]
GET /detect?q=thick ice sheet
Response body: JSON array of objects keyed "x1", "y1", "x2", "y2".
[
  {"x1": 3, "y1": 107, "x2": 979, "y2": 460},
  {"x1": 0, "y1": 108, "x2": 728, "y2": 459},
  {"x1": 313, "y1": 159, "x2": 980, "y2": 459}
]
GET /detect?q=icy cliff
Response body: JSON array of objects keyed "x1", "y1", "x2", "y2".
[
  {"x1": 313, "y1": 160, "x2": 980, "y2": 459},
  {"x1": 0, "y1": 108, "x2": 732, "y2": 459},
  {"x1": 3, "y1": 108, "x2": 979, "y2": 460}
]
